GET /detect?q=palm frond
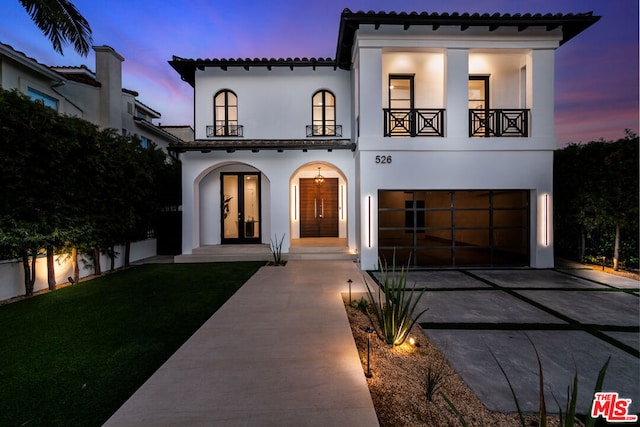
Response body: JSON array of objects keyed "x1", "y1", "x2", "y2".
[{"x1": 19, "y1": 0, "x2": 93, "y2": 56}]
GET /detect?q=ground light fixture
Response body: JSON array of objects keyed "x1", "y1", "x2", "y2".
[
  {"x1": 347, "y1": 278, "x2": 352, "y2": 303},
  {"x1": 364, "y1": 326, "x2": 373, "y2": 378}
]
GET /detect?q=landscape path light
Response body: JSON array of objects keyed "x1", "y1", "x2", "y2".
[
  {"x1": 347, "y1": 278, "x2": 352, "y2": 303},
  {"x1": 364, "y1": 326, "x2": 373, "y2": 378}
]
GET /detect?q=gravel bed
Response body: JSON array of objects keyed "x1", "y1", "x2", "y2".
[{"x1": 345, "y1": 303, "x2": 574, "y2": 427}]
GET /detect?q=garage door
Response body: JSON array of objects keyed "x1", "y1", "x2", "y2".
[{"x1": 378, "y1": 190, "x2": 529, "y2": 267}]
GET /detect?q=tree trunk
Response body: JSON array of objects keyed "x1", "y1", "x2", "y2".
[
  {"x1": 46, "y1": 245, "x2": 56, "y2": 291},
  {"x1": 579, "y1": 228, "x2": 586, "y2": 261},
  {"x1": 124, "y1": 241, "x2": 131, "y2": 267},
  {"x1": 613, "y1": 223, "x2": 621, "y2": 271},
  {"x1": 93, "y1": 245, "x2": 102, "y2": 275},
  {"x1": 21, "y1": 251, "x2": 34, "y2": 296},
  {"x1": 71, "y1": 247, "x2": 80, "y2": 283},
  {"x1": 109, "y1": 245, "x2": 115, "y2": 271}
]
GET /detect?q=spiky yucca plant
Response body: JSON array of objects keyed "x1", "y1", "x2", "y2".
[
  {"x1": 270, "y1": 233, "x2": 285, "y2": 265},
  {"x1": 365, "y1": 254, "x2": 428, "y2": 346}
]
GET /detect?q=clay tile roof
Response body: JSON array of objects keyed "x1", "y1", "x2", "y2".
[
  {"x1": 169, "y1": 56, "x2": 336, "y2": 87},
  {"x1": 169, "y1": 9, "x2": 600, "y2": 83},
  {"x1": 335, "y1": 8, "x2": 600, "y2": 69}
]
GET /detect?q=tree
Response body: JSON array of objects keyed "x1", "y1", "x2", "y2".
[
  {"x1": 1, "y1": 87, "x2": 176, "y2": 294},
  {"x1": 18, "y1": 0, "x2": 93, "y2": 56},
  {"x1": 0, "y1": 89, "x2": 59, "y2": 294},
  {"x1": 554, "y1": 133, "x2": 639, "y2": 269}
]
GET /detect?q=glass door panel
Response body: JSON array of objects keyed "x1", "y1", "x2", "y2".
[
  {"x1": 243, "y1": 175, "x2": 259, "y2": 238},
  {"x1": 222, "y1": 175, "x2": 239, "y2": 239},
  {"x1": 222, "y1": 173, "x2": 260, "y2": 243}
]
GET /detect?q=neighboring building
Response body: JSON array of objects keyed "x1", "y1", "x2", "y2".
[
  {"x1": 169, "y1": 9, "x2": 599, "y2": 270},
  {"x1": 0, "y1": 41, "x2": 184, "y2": 301},
  {"x1": 0, "y1": 42, "x2": 183, "y2": 153}
]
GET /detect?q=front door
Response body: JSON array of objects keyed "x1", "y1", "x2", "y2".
[
  {"x1": 221, "y1": 173, "x2": 261, "y2": 244},
  {"x1": 299, "y1": 178, "x2": 338, "y2": 238}
]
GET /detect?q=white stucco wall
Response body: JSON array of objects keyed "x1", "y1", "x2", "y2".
[
  {"x1": 0, "y1": 239, "x2": 157, "y2": 302},
  {"x1": 356, "y1": 150, "x2": 554, "y2": 270},
  {"x1": 194, "y1": 67, "x2": 351, "y2": 140}
]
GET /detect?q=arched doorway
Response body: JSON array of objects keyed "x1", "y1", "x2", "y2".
[
  {"x1": 290, "y1": 163, "x2": 347, "y2": 244},
  {"x1": 299, "y1": 170, "x2": 338, "y2": 238}
]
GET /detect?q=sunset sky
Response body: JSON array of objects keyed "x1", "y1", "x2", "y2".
[{"x1": 1, "y1": 0, "x2": 637, "y2": 146}]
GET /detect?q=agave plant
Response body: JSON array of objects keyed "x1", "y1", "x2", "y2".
[
  {"x1": 364, "y1": 254, "x2": 428, "y2": 346},
  {"x1": 270, "y1": 233, "x2": 285, "y2": 265}
]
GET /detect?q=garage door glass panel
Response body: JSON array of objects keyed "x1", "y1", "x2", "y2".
[{"x1": 379, "y1": 190, "x2": 529, "y2": 267}]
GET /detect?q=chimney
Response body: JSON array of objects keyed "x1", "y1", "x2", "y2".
[{"x1": 93, "y1": 45, "x2": 124, "y2": 130}]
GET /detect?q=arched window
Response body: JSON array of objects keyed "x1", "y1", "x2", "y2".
[
  {"x1": 213, "y1": 90, "x2": 239, "y2": 136},
  {"x1": 311, "y1": 90, "x2": 336, "y2": 136}
]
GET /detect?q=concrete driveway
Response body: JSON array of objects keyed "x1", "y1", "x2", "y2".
[{"x1": 400, "y1": 267, "x2": 639, "y2": 416}]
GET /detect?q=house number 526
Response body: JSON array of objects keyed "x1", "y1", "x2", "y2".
[{"x1": 375, "y1": 155, "x2": 392, "y2": 164}]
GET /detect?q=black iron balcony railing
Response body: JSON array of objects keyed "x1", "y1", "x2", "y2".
[
  {"x1": 384, "y1": 108, "x2": 445, "y2": 137},
  {"x1": 306, "y1": 124, "x2": 343, "y2": 137},
  {"x1": 206, "y1": 122, "x2": 243, "y2": 137},
  {"x1": 469, "y1": 109, "x2": 529, "y2": 137}
]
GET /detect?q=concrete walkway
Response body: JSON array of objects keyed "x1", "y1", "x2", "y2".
[{"x1": 105, "y1": 261, "x2": 378, "y2": 426}]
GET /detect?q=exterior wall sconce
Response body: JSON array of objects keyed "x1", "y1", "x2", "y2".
[{"x1": 364, "y1": 326, "x2": 373, "y2": 378}]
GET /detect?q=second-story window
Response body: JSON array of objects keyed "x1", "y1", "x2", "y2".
[
  {"x1": 27, "y1": 87, "x2": 58, "y2": 110},
  {"x1": 311, "y1": 90, "x2": 336, "y2": 136},
  {"x1": 469, "y1": 76, "x2": 490, "y2": 137},
  {"x1": 387, "y1": 75, "x2": 415, "y2": 136},
  {"x1": 213, "y1": 89, "x2": 239, "y2": 136}
]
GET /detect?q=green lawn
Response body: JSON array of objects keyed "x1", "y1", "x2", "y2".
[{"x1": 0, "y1": 262, "x2": 263, "y2": 426}]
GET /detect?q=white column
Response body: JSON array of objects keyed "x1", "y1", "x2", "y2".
[
  {"x1": 528, "y1": 49, "x2": 556, "y2": 144},
  {"x1": 357, "y1": 47, "x2": 383, "y2": 141},
  {"x1": 445, "y1": 48, "x2": 469, "y2": 139},
  {"x1": 181, "y1": 156, "x2": 197, "y2": 254}
]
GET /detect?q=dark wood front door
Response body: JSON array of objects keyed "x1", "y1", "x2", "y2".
[{"x1": 299, "y1": 178, "x2": 338, "y2": 238}]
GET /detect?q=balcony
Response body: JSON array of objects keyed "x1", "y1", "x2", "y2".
[
  {"x1": 384, "y1": 109, "x2": 445, "y2": 137},
  {"x1": 469, "y1": 109, "x2": 529, "y2": 138},
  {"x1": 206, "y1": 121, "x2": 243, "y2": 137},
  {"x1": 306, "y1": 124, "x2": 343, "y2": 137}
]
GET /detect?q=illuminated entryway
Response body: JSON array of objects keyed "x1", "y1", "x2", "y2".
[
  {"x1": 290, "y1": 163, "x2": 347, "y2": 242},
  {"x1": 378, "y1": 190, "x2": 529, "y2": 266},
  {"x1": 299, "y1": 176, "x2": 338, "y2": 237},
  {"x1": 221, "y1": 172, "x2": 261, "y2": 244}
]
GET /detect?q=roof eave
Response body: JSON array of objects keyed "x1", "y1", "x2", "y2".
[
  {"x1": 169, "y1": 139, "x2": 356, "y2": 153},
  {"x1": 335, "y1": 9, "x2": 601, "y2": 69}
]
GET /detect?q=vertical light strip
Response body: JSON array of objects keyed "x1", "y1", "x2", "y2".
[
  {"x1": 293, "y1": 185, "x2": 298, "y2": 220},
  {"x1": 340, "y1": 185, "x2": 345, "y2": 220},
  {"x1": 367, "y1": 196, "x2": 372, "y2": 248},
  {"x1": 544, "y1": 193, "x2": 549, "y2": 247}
]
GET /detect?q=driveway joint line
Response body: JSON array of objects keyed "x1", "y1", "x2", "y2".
[{"x1": 457, "y1": 270, "x2": 639, "y2": 358}]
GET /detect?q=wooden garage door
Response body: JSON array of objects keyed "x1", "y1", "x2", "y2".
[{"x1": 299, "y1": 178, "x2": 338, "y2": 238}]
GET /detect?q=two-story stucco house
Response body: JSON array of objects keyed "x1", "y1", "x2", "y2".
[{"x1": 169, "y1": 9, "x2": 599, "y2": 270}]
